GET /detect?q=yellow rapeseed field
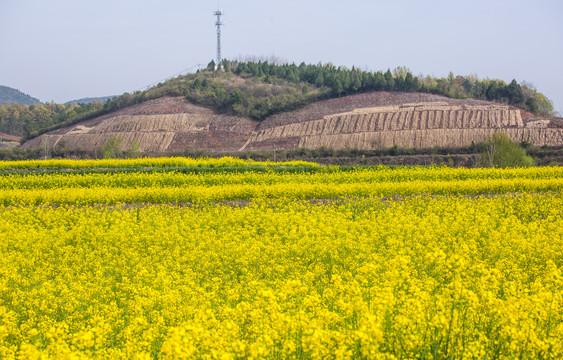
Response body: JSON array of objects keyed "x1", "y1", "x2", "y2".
[
  {"x1": 0, "y1": 158, "x2": 561, "y2": 359},
  {"x1": 0, "y1": 156, "x2": 316, "y2": 170}
]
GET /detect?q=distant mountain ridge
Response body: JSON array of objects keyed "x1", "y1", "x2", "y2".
[
  {"x1": 65, "y1": 96, "x2": 115, "y2": 105},
  {"x1": 0, "y1": 85, "x2": 40, "y2": 105}
]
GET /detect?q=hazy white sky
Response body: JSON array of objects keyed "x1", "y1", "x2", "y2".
[{"x1": 1, "y1": 0, "x2": 562, "y2": 114}]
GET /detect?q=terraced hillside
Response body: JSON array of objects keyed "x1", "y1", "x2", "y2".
[
  {"x1": 22, "y1": 97, "x2": 259, "y2": 153},
  {"x1": 243, "y1": 92, "x2": 563, "y2": 151},
  {"x1": 22, "y1": 92, "x2": 563, "y2": 154}
]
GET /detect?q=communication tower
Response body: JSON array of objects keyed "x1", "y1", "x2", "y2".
[{"x1": 214, "y1": 8, "x2": 224, "y2": 70}]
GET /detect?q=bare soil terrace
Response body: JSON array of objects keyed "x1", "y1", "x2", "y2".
[{"x1": 22, "y1": 93, "x2": 563, "y2": 154}]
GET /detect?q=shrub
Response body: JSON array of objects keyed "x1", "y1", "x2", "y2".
[
  {"x1": 100, "y1": 136, "x2": 124, "y2": 159},
  {"x1": 481, "y1": 132, "x2": 535, "y2": 168}
]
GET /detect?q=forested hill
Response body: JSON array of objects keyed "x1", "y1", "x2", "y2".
[
  {"x1": 0, "y1": 85, "x2": 40, "y2": 105},
  {"x1": 0, "y1": 60, "x2": 556, "y2": 140},
  {"x1": 65, "y1": 96, "x2": 115, "y2": 105}
]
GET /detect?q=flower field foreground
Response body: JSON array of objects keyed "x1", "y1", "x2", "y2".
[
  {"x1": 0, "y1": 165, "x2": 562, "y2": 205},
  {"x1": 0, "y1": 159, "x2": 562, "y2": 359}
]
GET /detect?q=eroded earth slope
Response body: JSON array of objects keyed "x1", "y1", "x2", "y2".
[{"x1": 23, "y1": 93, "x2": 563, "y2": 153}]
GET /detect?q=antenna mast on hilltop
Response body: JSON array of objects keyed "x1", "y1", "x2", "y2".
[{"x1": 214, "y1": 5, "x2": 224, "y2": 70}]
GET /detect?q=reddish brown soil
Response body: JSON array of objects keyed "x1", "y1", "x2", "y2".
[
  {"x1": 23, "y1": 93, "x2": 563, "y2": 153},
  {"x1": 257, "y1": 92, "x2": 509, "y2": 129},
  {"x1": 0, "y1": 132, "x2": 22, "y2": 142}
]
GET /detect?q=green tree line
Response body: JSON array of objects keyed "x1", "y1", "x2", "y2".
[
  {"x1": 0, "y1": 102, "x2": 104, "y2": 138},
  {"x1": 229, "y1": 61, "x2": 553, "y2": 115}
]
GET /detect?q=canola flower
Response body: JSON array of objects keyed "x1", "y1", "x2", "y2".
[
  {"x1": 1, "y1": 165, "x2": 562, "y2": 190},
  {"x1": 0, "y1": 158, "x2": 562, "y2": 359},
  {"x1": 0, "y1": 195, "x2": 561, "y2": 359},
  {"x1": 0, "y1": 165, "x2": 562, "y2": 205},
  {"x1": 0, "y1": 156, "x2": 317, "y2": 171}
]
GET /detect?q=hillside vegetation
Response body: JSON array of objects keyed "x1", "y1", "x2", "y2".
[
  {"x1": 65, "y1": 96, "x2": 115, "y2": 105},
  {"x1": 0, "y1": 60, "x2": 555, "y2": 141},
  {"x1": 0, "y1": 101, "x2": 104, "y2": 138},
  {"x1": 0, "y1": 85, "x2": 40, "y2": 106}
]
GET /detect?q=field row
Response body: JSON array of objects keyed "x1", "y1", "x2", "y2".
[
  {"x1": 0, "y1": 157, "x2": 317, "y2": 171},
  {"x1": 1, "y1": 194, "x2": 562, "y2": 359},
  {"x1": 0, "y1": 177, "x2": 562, "y2": 205},
  {"x1": 0, "y1": 165, "x2": 562, "y2": 205},
  {"x1": 1, "y1": 166, "x2": 563, "y2": 190}
]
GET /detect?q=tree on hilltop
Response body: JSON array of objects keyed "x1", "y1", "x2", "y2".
[{"x1": 384, "y1": 70, "x2": 395, "y2": 91}]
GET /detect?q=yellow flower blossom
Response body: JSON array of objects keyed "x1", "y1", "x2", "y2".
[{"x1": 0, "y1": 158, "x2": 561, "y2": 358}]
